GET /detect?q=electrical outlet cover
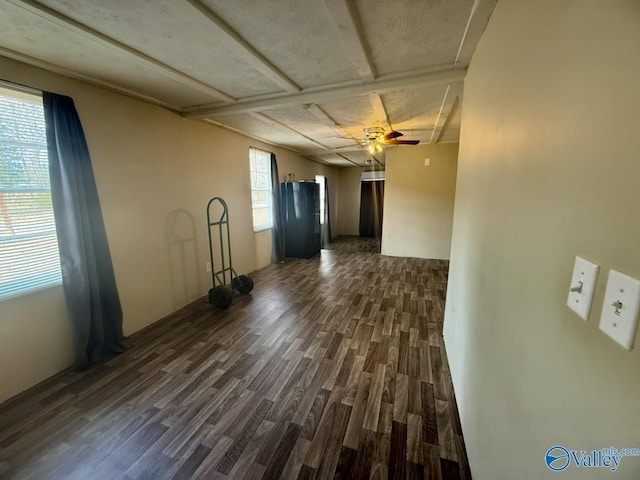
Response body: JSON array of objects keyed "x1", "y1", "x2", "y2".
[
  {"x1": 566, "y1": 256, "x2": 599, "y2": 320},
  {"x1": 599, "y1": 270, "x2": 640, "y2": 350}
]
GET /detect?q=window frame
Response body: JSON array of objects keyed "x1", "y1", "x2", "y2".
[
  {"x1": 0, "y1": 84, "x2": 62, "y2": 301},
  {"x1": 248, "y1": 148, "x2": 273, "y2": 232},
  {"x1": 315, "y1": 174, "x2": 326, "y2": 225}
]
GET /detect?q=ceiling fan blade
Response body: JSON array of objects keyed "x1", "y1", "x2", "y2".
[
  {"x1": 384, "y1": 130, "x2": 403, "y2": 140},
  {"x1": 385, "y1": 139, "x2": 420, "y2": 145}
]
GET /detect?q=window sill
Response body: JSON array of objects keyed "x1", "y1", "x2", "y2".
[{"x1": 0, "y1": 279, "x2": 63, "y2": 303}]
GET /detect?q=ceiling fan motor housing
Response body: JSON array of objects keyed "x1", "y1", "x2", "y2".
[{"x1": 364, "y1": 126, "x2": 386, "y2": 142}]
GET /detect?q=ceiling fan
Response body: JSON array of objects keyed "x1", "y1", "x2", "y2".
[{"x1": 363, "y1": 127, "x2": 420, "y2": 154}]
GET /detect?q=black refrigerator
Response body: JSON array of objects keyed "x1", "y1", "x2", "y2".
[{"x1": 280, "y1": 181, "x2": 321, "y2": 259}]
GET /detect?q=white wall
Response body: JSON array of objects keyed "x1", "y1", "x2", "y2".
[
  {"x1": 444, "y1": 1, "x2": 640, "y2": 479},
  {"x1": 0, "y1": 56, "x2": 339, "y2": 403},
  {"x1": 382, "y1": 144, "x2": 458, "y2": 259}
]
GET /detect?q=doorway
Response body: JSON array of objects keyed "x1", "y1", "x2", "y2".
[{"x1": 359, "y1": 180, "x2": 384, "y2": 237}]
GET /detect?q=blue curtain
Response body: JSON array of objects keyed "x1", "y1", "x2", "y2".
[
  {"x1": 43, "y1": 92, "x2": 125, "y2": 371},
  {"x1": 270, "y1": 153, "x2": 285, "y2": 263}
]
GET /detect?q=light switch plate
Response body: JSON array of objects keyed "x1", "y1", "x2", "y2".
[
  {"x1": 599, "y1": 270, "x2": 640, "y2": 350},
  {"x1": 567, "y1": 256, "x2": 599, "y2": 320}
]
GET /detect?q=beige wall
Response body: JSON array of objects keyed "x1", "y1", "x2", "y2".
[
  {"x1": 444, "y1": 1, "x2": 640, "y2": 479},
  {"x1": 336, "y1": 167, "x2": 362, "y2": 236},
  {"x1": 0, "y1": 56, "x2": 339, "y2": 403},
  {"x1": 381, "y1": 144, "x2": 458, "y2": 259}
]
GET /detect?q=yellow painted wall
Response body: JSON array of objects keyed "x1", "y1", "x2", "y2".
[
  {"x1": 0, "y1": 56, "x2": 339, "y2": 403},
  {"x1": 382, "y1": 144, "x2": 458, "y2": 259},
  {"x1": 444, "y1": 1, "x2": 640, "y2": 479}
]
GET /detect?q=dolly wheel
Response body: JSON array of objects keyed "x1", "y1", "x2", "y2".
[
  {"x1": 209, "y1": 286, "x2": 233, "y2": 308},
  {"x1": 232, "y1": 275, "x2": 254, "y2": 295}
]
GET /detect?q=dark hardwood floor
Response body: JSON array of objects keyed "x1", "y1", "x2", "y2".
[{"x1": 0, "y1": 236, "x2": 469, "y2": 479}]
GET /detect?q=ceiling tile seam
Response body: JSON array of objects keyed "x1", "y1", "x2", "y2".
[
  {"x1": 303, "y1": 104, "x2": 362, "y2": 148},
  {"x1": 455, "y1": 0, "x2": 481, "y2": 65},
  {"x1": 0, "y1": 47, "x2": 183, "y2": 111},
  {"x1": 335, "y1": 152, "x2": 365, "y2": 167},
  {"x1": 302, "y1": 146, "x2": 386, "y2": 168},
  {"x1": 303, "y1": 146, "x2": 367, "y2": 155},
  {"x1": 322, "y1": 0, "x2": 375, "y2": 81},
  {"x1": 185, "y1": 0, "x2": 300, "y2": 93},
  {"x1": 251, "y1": 112, "x2": 334, "y2": 152},
  {"x1": 202, "y1": 118, "x2": 337, "y2": 167},
  {"x1": 369, "y1": 93, "x2": 392, "y2": 131},
  {"x1": 7, "y1": 0, "x2": 236, "y2": 103},
  {"x1": 434, "y1": 95, "x2": 460, "y2": 144},
  {"x1": 429, "y1": 84, "x2": 451, "y2": 144},
  {"x1": 183, "y1": 66, "x2": 467, "y2": 118},
  {"x1": 302, "y1": 155, "x2": 351, "y2": 167},
  {"x1": 249, "y1": 112, "x2": 365, "y2": 167}
]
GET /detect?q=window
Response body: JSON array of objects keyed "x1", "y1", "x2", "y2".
[
  {"x1": 315, "y1": 175, "x2": 325, "y2": 225},
  {"x1": 0, "y1": 86, "x2": 61, "y2": 300},
  {"x1": 249, "y1": 148, "x2": 272, "y2": 231}
]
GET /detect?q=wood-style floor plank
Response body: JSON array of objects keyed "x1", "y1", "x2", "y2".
[{"x1": 0, "y1": 236, "x2": 470, "y2": 479}]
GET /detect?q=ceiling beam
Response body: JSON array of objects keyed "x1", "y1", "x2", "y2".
[
  {"x1": 205, "y1": 111, "x2": 364, "y2": 167},
  {"x1": 322, "y1": 0, "x2": 375, "y2": 81},
  {"x1": 183, "y1": 66, "x2": 466, "y2": 118},
  {"x1": 429, "y1": 84, "x2": 452, "y2": 144},
  {"x1": 455, "y1": 0, "x2": 499, "y2": 66},
  {"x1": 8, "y1": 0, "x2": 235, "y2": 103},
  {"x1": 185, "y1": 0, "x2": 300, "y2": 93},
  {"x1": 252, "y1": 113, "x2": 364, "y2": 167},
  {"x1": 0, "y1": 46, "x2": 183, "y2": 111},
  {"x1": 251, "y1": 112, "x2": 335, "y2": 152},
  {"x1": 304, "y1": 103, "x2": 341, "y2": 129},
  {"x1": 304, "y1": 103, "x2": 362, "y2": 145},
  {"x1": 434, "y1": 95, "x2": 460, "y2": 144},
  {"x1": 303, "y1": 145, "x2": 387, "y2": 155},
  {"x1": 455, "y1": 0, "x2": 481, "y2": 65},
  {"x1": 203, "y1": 118, "x2": 351, "y2": 167},
  {"x1": 308, "y1": 155, "x2": 361, "y2": 167}
]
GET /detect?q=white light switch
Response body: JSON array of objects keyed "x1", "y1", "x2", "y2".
[
  {"x1": 566, "y1": 256, "x2": 599, "y2": 320},
  {"x1": 599, "y1": 270, "x2": 640, "y2": 350}
]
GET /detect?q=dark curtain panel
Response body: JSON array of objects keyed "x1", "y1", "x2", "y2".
[
  {"x1": 320, "y1": 177, "x2": 332, "y2": 248},
  {"x1": 270, "y1": 153, "x2": 285, "y2": 263},
  {"x1": 43, "y1": 92, "x2": 125, "y2": 371},
  {"x1": 359, "y1": 180, "x2": 385, "y2": 237}
]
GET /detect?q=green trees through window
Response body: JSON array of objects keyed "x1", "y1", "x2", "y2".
[{"x1": 0, "y1": 86, "x2": 61, "y2": 300}]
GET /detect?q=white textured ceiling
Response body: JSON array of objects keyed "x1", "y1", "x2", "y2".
[{"x1": 0, "y1": 0, "x2": 498, "y2": 167}]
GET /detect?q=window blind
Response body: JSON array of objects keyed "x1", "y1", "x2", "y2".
[
  {"x1": 0, "y1": 86, "x2": 62, "y2": 300},
  {"x1": 249, "y1": 148, "x2": 273, "y2": 231},
  {"x1": 315, "y1": 175, "x2": 325, "y2": 225}
]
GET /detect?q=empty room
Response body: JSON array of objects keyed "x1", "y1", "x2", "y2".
[{"x1": 0, "y1": 1, "x2": 639, "y2": 479}]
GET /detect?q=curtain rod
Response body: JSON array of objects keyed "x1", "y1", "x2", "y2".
[{"x1": 0, "y1": 78, "x2": 41, "y2": 96}]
